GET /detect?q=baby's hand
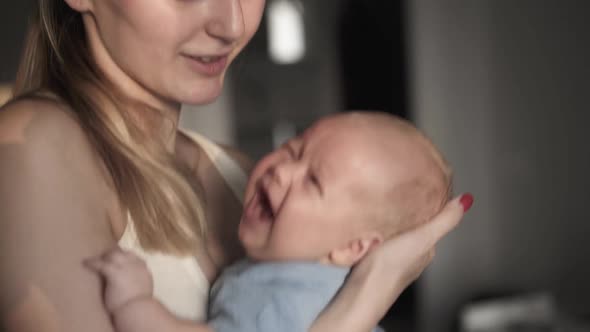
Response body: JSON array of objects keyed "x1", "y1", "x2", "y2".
[{"x1": 85, "y1": 247, "x2": 153, "y2": 313}]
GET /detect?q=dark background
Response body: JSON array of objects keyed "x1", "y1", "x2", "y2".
[{"x1": 2, "y1": 1, "x2": 590, "y2": 331}]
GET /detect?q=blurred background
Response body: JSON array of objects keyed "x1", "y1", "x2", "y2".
[{"x1": 2, "y1": 1, "x2": 589, "y2": 331}]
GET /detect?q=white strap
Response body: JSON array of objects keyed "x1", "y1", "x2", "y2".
[{"x1": 180, "y1": 129, "x2": 247, "y2": 203}]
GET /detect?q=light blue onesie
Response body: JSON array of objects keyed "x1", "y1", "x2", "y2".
[{"x1": 208, "y1": 259, "x2": 384, "y2": 332}]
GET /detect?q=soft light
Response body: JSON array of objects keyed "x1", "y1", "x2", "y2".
[{"x1": 267, "y1": 0, "x2": 306, "y2": 64}]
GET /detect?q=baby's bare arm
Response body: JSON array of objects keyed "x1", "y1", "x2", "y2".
[{"x1": 87, "y1": 248, "x2": 213, "y2": 332}]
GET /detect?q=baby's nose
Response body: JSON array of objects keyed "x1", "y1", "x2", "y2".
[{"x1": 269, "y1": 161, "x2": 303, "y2": 186}]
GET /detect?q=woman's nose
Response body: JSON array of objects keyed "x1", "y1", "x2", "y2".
[{"x1": 205, "y1": 0, "x2": 245, "y2": 44}]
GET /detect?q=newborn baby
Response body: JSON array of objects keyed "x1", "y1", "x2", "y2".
[{"x1": 87, "y1": 111, "x2": 452, "y2": 332}]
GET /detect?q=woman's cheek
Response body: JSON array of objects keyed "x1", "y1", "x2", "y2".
[{"x1": 242, "y1": 0, "x2": 267, "y2": 39}]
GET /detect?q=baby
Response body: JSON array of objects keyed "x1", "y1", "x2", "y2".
[{"x1": 87, "y1": 111, "x2": 452, "y2": 332}]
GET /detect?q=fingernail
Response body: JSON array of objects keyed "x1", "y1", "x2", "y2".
[{"x1": 459, "y1": 193, "x2": 474, "y2": 212}]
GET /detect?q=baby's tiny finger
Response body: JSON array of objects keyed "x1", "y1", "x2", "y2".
[
  {"x1": 102, "y1": 247, "x2": 132, "y2": 265},
  {"x1": 84, "y1": 257, "x2": 122, "y2": 280},
  {"x1": 83, "y1": 257, "x2": 106, "y2": 272},
  {"x1": 122, "y1": 250, "x2": 143, "y2": 263}
]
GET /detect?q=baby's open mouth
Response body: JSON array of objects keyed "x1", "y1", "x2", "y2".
[
  {"x1": 243, "y1": 185, "x2": 275, "y2": 224},
  {"x1": 258, "y1": 187, "x2": 275, "y2": 220}
]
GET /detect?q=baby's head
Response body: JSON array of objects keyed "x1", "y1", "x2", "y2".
[{"x1": 239, "y1": 111, "x2": 452, "y2": 266}]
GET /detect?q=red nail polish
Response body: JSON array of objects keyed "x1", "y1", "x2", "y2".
[{"x1": 460, "y1": 193, "x2": 474, "y2": 212}]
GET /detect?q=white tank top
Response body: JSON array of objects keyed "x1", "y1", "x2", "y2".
[{"x1": 118, "y1": 130, "x2": 247, "y2": 321}]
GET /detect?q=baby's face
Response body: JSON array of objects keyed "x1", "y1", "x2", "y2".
[{"x1": 239, "y1": 118, "x2": 387, "y2": 262}]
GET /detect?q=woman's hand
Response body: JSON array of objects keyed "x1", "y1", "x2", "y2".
[
  {"x1": 361, "y1": 193, "x2": 474, "y2": 290},
  {"x1": 311, "y1": 194, "x2": 474, "y2": 332}
]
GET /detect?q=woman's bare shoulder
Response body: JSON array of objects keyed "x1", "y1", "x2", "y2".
[
  {"x1": 0, "y1": 96, "x2": 87, "y2": 146},
  {"x1": 0, "y1": 95, "x2": 119, "y2": 227},
  {"x1": 0, "y1": 96, "x2": 119, "y2": 331},
  {"x1": 0, "y1": 96, "x2": 115, "y2": 190}
]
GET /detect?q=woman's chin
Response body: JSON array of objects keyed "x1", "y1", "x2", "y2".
[
  {"x1": 180, "y1": 77, "x2": 226, "y2": 106},
  {"x1": 181, "y1": 90, "x2": 221, "y2": 106}
]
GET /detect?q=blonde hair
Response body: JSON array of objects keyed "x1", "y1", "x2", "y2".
[{"x1": 12, "y1": 0, "x2": 206, "y2": 254}]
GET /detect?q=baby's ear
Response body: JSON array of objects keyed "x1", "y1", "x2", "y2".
[{"x1": 328, "y1": 233, "x2": 383, "y2": 266}]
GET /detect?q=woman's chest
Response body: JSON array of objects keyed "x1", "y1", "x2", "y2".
[{"x1": 195, "y1": 158, "x2": 246, "y2": 274}]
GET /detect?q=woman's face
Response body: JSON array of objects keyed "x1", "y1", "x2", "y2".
[{"x1": 80, "y1": 0, "x2": 265, "y2": 106}]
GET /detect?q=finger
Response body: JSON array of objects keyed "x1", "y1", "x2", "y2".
[
  {"x1": 83, "y1": 257, "x2": 105, "y2": 272},
  {"x1": 84, "y1": 257, "x2": 122, "y2": 280},
  {"x1": 122, "y1": 250, "x2": 144, "y2": 264},
  {"x1": 102, "y1": 247, "x2": 133, "y2": 265},
  {"x1": 412, "y1": 193, "x2": 473, "y2": 248}
]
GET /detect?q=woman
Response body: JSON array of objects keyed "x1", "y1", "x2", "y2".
[{"x1": 0, "y1": 1, "x2": 472, "y2": 331}]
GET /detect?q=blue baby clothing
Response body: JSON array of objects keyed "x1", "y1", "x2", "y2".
[
  {"x1": 208, "y1": 260, "x2": 348, "y2": 332},
  {"x1": 208, "y1": 260, "x2": 385, "y2": 332}
]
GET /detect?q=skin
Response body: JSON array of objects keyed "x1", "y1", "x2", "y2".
[
  {"x1": 82, "y1": 198, "x2": 470, "y2": 332},
  {"x1": 0, "y1": 1, "x2": 470, "y2": 331},
  {"x1": 239, "y1": 115, "x2": 396, "y2": 264},
  {"x1": 78, "y1": 0, "x2": 266, "y2": 148},
  {"x1": 240, "y1": 112, "x2": 451, "y2": 265},
  {"x1": 75, "y1": 0, "x2": 266, "y2": 271},
  {"x1": 81, "y1": 114, "x2": 457, "y2": 332},
  {"x1": 1, "y1": 1, "x2": 262, "y2": 331}
]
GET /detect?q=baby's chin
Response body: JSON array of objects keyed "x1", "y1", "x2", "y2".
[
  {"x1": 239, "y1": 244, "x2": 273, "y2": 263},
  {"x1": 237, "y1": 225, "x2": 270, "y2": 260}
]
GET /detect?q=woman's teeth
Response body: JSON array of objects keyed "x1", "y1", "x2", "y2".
[{"x1": 199, "y1": 56, "x2": 216, "y2": 63}]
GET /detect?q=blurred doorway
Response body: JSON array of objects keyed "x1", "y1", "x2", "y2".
[{"x1": 338, "y1": 1, "x2": 414, "y2": 330}]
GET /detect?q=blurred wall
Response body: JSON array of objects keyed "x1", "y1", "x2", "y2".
[
  {"x1": 230, "y1": 0, "x2": 344, "y2": 158},
  {"x1": 0, "y1": 1, "x2": 33, "y2": 83},
  {"x1": 407, "y1": 1, "x2": 590, "y2": 331}
]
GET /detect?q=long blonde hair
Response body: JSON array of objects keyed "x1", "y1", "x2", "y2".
[{"x1": 13, "y1": 0, "x2": 207, "y2": 254}]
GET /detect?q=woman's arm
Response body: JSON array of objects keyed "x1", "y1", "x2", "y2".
[
  {"x1": 0, "y1": 100, "x2": 121, "y2": 332},
  {"x1": 311, "y1": 195, "x2": 470, "y2": 332},
  {"x1": 113, "y1": 298, "x2": 214, "y2": 332}
]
